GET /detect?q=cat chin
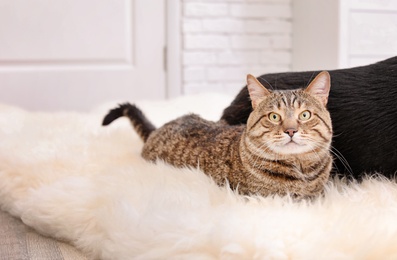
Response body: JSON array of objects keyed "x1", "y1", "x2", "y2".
[{"x1": 272, "y1": 142, "x2": 312, "y2": 155}]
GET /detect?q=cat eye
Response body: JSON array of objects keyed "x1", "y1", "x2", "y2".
[
  {"x1": 299, "y1": 110, "x2": 311, "y2": 121},
  {"x1": 269, "y1": 112, "x2": 281, "y2": 122}
]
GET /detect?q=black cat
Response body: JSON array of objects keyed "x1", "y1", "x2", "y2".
[{"x1": 221, "y1": 56, "x2": 397, "y2": 179}]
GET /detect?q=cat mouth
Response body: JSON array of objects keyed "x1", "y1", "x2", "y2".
[
  {"x1": 285, "y1": 141, "x2": 304, "y2": 148},
  {"x1": 285, "y1": 140, "x2": 301, "y2": 146},
  {"x1": 271, "y1": 137, "x2": 311, "y2": 154},
  {"x1": 276, "y1": 140, "x2": 309, "y2": 153},
  {"x1": 272, "y1": 141, "x2": 310, "y2": 155}
]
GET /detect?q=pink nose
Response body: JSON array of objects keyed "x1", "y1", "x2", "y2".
[{"x1": 284, "y1": 128, "x2": 297, "y2": 137}]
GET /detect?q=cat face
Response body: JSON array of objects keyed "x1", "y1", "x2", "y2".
[{"x1": 245, "y1": 72, "x2": 332, "y2": 156}]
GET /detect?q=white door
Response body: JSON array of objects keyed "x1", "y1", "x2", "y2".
[{"x1": 0, "y1": 0, "x2": 166, "y2": 111}]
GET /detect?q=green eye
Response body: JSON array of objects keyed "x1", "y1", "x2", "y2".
[
  {"x1": 269, "y1": 112, "x2": 281, "y2": 122},
  {"x1": 299, "y1": 110, "x2": 311, "y2": 121}
]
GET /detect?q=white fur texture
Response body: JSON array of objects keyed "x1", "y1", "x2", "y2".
[{"x1": 1, "y1": 94, "x2": 397, "y2": 259}]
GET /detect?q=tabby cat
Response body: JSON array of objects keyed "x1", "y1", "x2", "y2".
[
  {"x1": 221, "y1": 57, "x2": 397, "y2": 178},
  {"x1": 103, "y1": 72, "x2": 333, "y2": 199}
]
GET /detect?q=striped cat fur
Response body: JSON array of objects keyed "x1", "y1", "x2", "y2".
[{"x1": 103, "y1": 72, "x2": 333, "y2": 199}]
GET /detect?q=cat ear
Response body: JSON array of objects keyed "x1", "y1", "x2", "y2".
[
  {"x1": 305, "y1": 71, "x2": 331, "y2": 106},
  {"x1": 247, "y1": 74, "x2": 271, "y2": 109}
]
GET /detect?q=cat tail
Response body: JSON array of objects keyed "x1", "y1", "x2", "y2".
[{"x1": 102, "y1": 103, "x2": 156, "y2": 142}]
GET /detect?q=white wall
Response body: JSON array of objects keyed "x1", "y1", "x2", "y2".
[
  {"x1": 292, "y1": 0, "x2": 397, "y2": 71},
  {"x1": 181, "y1": 0, "x2": 293, "y2": 96},
  {"x1": 292, "y1": 0, "x2": 340, "y2": 71}
]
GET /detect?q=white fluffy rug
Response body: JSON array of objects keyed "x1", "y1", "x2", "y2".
[{"x1": 1, "y1": 94, "x2": 397, "y2": 259}]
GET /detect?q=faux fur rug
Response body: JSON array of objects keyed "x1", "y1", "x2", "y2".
[{"x1": 1, "y1": 94, "x2": 397, "y2": 259}]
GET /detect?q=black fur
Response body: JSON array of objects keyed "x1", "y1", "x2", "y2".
[
  {"x1": 102, "y1": 104, "x2": 127, "y2": 126},
  {"x1": 221, "y1": 56, "x2": 397, "y2": 179},
  {"x1": 103, "y1": 103, "x2": 155, "y2": 142}
]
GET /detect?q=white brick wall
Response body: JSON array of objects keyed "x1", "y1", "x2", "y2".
[{"x1": 181, "y1": 0, "x2": 292, "y2": 96}]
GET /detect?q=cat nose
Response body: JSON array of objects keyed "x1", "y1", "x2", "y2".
[{"x1": 284, "y1": 128, "x2": 298, "y2": 137}]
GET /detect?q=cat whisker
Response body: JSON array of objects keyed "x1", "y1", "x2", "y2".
[
  {"x1": 257, "y1": 76, "x2": 275, "y2": 91},
  {"x1": 248, "y1": 140, "x2": 273, "y2": 169},
  {"x1": 331, "y1": 132, "x2": 344, "y2": 138},
  {"x1": 306, "y1": 137, "x2": 354, "y2": 176},
  {"x1": 305, "y1": 72, "x2": 317, "y2": 88},
  {"x1": 306, "y1": 144, "x2": 322, "y2": 164},
  {"x1": 329, "y1": 146, "x2": 354, "y2": 176}
]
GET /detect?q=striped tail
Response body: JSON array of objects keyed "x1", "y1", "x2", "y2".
[{"x1": 102, "y1": 103, "x2": 156, "y2": 142}]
